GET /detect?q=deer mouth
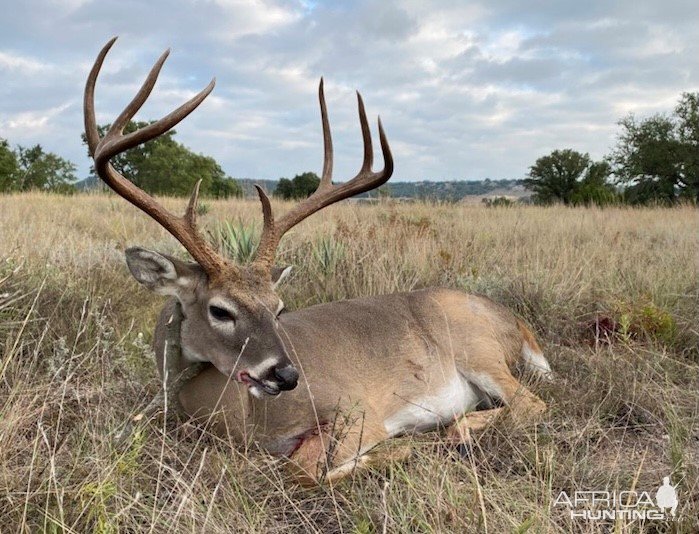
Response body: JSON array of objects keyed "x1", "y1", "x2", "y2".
[{"x1": 237, "y1": 371, "x2": 280, "y2": 397}]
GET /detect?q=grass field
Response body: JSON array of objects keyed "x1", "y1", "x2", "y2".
[{"x1": 0, "y1": 192, "x2": 697, "y2": 533}]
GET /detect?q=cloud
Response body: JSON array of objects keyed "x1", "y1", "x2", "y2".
[
  {"x1": 0, "y1": 103, "x2": 72, "y2": 134},
  {"x1": 0, "y1": 51, "x2": 50, "y2": 73},
  {"x1": 0, "y1": 0, "x2": 696, "y2": 182}
]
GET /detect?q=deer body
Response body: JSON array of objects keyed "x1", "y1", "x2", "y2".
[
  {"x1": 155, "y1": 288, "x2": 549, "y2": 481},
  {"x1": 84, "y1": 37, "x2": 550, "y2": 485}
]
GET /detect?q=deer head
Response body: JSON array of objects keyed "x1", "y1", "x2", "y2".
[{"x1": 84, "y1": 38, "x2": 393, "y2": 397}]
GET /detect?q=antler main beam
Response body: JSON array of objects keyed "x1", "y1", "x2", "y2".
[
  {"x1": 252, "y1": 79, "x2": 394, "y2": 270},
  {"x1": 84, "y1": 37, "x2": 231, "y2": 277}
]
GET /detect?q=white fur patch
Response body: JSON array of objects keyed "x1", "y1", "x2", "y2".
[
  {"x1": 182, "y1": 345, "x2": 208, "y2": 363},
  {"x1": 522, "y1": 343, "x2": 552, "y2": 380},
  {"x1": 248, "y1": 385, "x2": 264, "y2": 399},
  {"x1": 248, "y1": 356, "x2": 278, "y2": 379},
  {"x1": 383, "y1": 375, "x2": 480, "y2": 437}
]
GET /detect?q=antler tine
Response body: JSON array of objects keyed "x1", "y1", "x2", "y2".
[
  {"x1": 84, "y1": 36, "x2": 117, "y2": 155},
  {"x1": 356, "y1": 91, "x2": 373, "y2": 172},
  {"x1": 110, "y1": 78, "x2": 215, "y2": 157},
  {"x1": 252, "y1": 185, "x2": 276, "y2": 269},
  {"x1": 184, "y1": 179, "x2": 203, "y2": 227},
  {"x1": 377, "y1": 116, "x2": 394, "y2": 181},
  {"x1": 318, "y1": 78, "x2": 333, "y2": 190},
  {"x1": 252, "y1": 83, "x2": 393, "y2": 272},
  {"x1": 107, "y1": 48, "x2": 170, "y2": 138},
  {"x1": 85, "y1": 38, "x2": 231, "y2": 277}
]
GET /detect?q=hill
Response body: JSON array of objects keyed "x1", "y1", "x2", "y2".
[
  {"x1": 76, "y1": 176, "x2": 527, "y2": 202},
  {"x1": 239, "y1": 178, "x2": 525, "y2": 201}
]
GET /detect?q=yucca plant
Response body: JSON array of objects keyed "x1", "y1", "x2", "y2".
[
  {"x1": 195, "y1": 201, "x2": 211, "y2": 217},
  {"x1": 312, "y1": 235, "x2": 345, "y2": 276},
  {"x1": 212, "y1": 220, "x2": 259, "y2": 264}
]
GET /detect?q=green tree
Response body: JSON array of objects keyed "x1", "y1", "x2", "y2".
[
  {"x1": 0, "y1": 138, "x2": 19, "y2": 191},
  {"x1": 609, "y1": 115, "x2": 682, "y2": 204},
  {"x1": 82, "y1": 121, "x2": 242, "y2": 198},
  {"x1": 16, "y1": 145, "x2": 77, "y2": 192},
  {"x1": 274, "y1": 177, "x2": 294, "y2": 199},
  {"x1": 524, "y1": 149, "x2": 613, "y2": 205},
  {"x1": 274, "y1": 172, "x2": 321, "y2": 199},
  {"x1": 609, "y1": 92, "x2": 698, "y2": 204},
  {"x1": 571, "y1": 161, "x2": 618, "y2": 206},
  {"x1": 675, "y1": 92, "x2": 699, "y2": 201},
  {"x1": 0, "y1": 143, "x2": 77, "y2": 193},
  {"x1": 291, "y1": 172, "x2": 321, "y2": 198}
]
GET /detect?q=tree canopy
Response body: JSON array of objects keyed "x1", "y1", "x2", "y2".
[
  {"x1": 274, "y1": 172, "x2": 321, "y2": 199},
  {"x1": 523, "y1": 149, "x2": 616, "y2": 206},
  {"x1": 0, "y1": 140, "x2": 77, "y2": 193},
  {"x1": 609, "y1": 92, "x2": 698, "y2": 204},
  {"x1": 0, "y1": 139, "x2": 19, "y2": 192},
  {"x1": 81, "y1": 121, "x2": 242, "y2": 198}
]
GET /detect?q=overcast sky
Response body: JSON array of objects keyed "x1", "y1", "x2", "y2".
[{"x1": 1, "y1": 0, "x2": 697, "y2": 182}]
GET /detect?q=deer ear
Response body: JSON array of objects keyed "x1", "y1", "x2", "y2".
[
  {"x1": 125, "y1": 247, "x2": 203, "y2": 297},
  {"x1": 271, "y1": 265, "x2": 293, "y2": 289}
]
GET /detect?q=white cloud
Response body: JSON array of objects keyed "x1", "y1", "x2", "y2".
[
  {"x1": 0, "y1": 103, "x2": 72, "y2": 135},
  {"x1": 0, "y1": 51, "x2": 49, "y2": 73},
  {"x1": 209, "y1": 0, "x2": 302, "y2": 39},
  {"x1": 49, "y1": 0, "x2": 93, "y2": 9}
]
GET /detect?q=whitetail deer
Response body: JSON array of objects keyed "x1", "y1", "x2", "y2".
[{"x1": 86, "y1": 38, "x2": 552, "y2": 485}]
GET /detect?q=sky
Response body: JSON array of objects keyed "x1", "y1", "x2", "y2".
[{"x1": 0, "y1": 0, "x2": 697, "y2": 182}]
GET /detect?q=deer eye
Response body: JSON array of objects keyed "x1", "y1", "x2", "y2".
[{"x1": 209, "y1": 305, "x2": 235, "y2": 322}]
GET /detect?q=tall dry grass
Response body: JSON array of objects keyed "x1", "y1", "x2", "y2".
[{"x1": 0, "y1": 192, "x2": 697, "y2": 532}]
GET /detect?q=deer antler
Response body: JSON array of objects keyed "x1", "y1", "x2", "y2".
[
  {"x1": 84, "y1": 37, "x2": 232, "y2": 277},
  {"x1": 252, "y1": 79, "x2": 394, "y2": 272}
]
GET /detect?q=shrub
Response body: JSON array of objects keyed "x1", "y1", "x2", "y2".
[{"x1": 212, "y1": 220, "x2": 258, "y2": 263}]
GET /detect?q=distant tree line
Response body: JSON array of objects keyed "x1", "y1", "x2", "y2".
[
  {"x1": 524, "y1": 92, "x2": 698, "y2": 206},
  {"x1": 270, "y1": 175, "x2": 525, "y2": 201},
  {"x1": 385, "y1": 178, "x2": 521, "y2": 201}
]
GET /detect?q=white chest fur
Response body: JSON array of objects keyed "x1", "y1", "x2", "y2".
[{"x1": 383, "y1": 374, "x2": 480, "y2": 437}]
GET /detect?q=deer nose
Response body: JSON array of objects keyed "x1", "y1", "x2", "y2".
[{"x1": 273, "y1": 364, "x2": 299, "y2": 390}]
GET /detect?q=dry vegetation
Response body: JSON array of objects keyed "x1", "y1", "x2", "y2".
[{"x1": 0, "y1": 192, "x2": 697, "y2": 533}]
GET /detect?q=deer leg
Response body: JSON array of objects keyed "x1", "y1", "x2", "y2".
[
  {"x1": 493, "y1": 371, "x2": 547, "y2": 423},
  {"x1": 446, "y1": 369, "x2": 546, "y2": 451},
  {"x1": 287, "y1": 433, "x2": 371, "y2": 487},
  {"x1": 289, "y1": 433, "x2": 410, "y2": 487},
  {"x1": 287, "y1": 415, "x2": 405, "y2": 486},
  {"x1": 324, "y1": 440, "x2": 413, "y2": 485},
  {"x1": 446, "y1": 407, "x2": 505, "y2": 445}
]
